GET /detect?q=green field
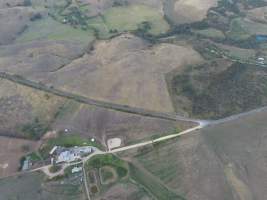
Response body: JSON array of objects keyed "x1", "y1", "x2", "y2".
[
  {"x1": 49, "y1": 1, "x2": 169, "y2": 39},
  {"x1": 228, "y1": 18, "x2": 267, "y2": 40},
  {"x1": 216, "y1": 44, "x2": 256, "y2": 61},
  {"x1": 16, "y1": 16, "x2": 95, "y2": 43},
  {"x1": 129, "y1": 163, "x2": 185, "y2": 200},
  {"x1": 100, "y1": 167, "x2": 115, "y2": 183},
  {"x1": 194, "y1": 28, "x2": 225, "y2": 39},
  {"x1": 101, "y1": 5, "x2": 170, "y2": 36},
  {"x1": 86, "y1": 154, "x2": 128, "y2": 179}
]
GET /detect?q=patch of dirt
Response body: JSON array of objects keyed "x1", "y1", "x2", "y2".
[{"x1": 107, "y1": 138, "x2": 122, "y2": 150}]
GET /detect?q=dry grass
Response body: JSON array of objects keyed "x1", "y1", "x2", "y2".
[
  {"x1": 45, "y1": 34, "x2": 203, "y2": 113},
  {"x1": 164, "y1": 0, "x2": 218, "y2": 25},
  {"x1": 0, "y1": 79, "x2": 66, "y2": 137},
  {"x1": 247, "y1": 6, "x2": 267, "y2": 23},
  {"x1": 0, "y1": 6, "x2": 36, "y2": 45},
  {"x1": 0, "y1": 136, "x2": 38, "y2": 177}
]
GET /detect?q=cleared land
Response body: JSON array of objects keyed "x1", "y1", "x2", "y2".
[
  {"x1": 124, "y1": 109, "x2": 267, "y2": 200},
  {"x1": 194, "y1": 28, "x2": 225, "y2": 40}
]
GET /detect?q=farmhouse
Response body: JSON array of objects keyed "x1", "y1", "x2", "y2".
[{"x1": 53, "y1": 146, "x2": 94, "y2": 164}]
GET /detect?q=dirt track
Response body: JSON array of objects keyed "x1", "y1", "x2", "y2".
[{"x1": 0, "y1": 72, "x2": 199, "y2": 123}]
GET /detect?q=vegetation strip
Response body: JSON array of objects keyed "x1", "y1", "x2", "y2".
[{"x1": 0, "y1": 72, "x2": 183, "y2": 122}]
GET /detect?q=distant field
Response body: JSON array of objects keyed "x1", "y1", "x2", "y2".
[
  {"x1": 87, "y1": 4, "x2": 170, "y2": 39},
  {"x1": 228, "y1": 18, "x2": 267, "y2": 40},
  {"x1": 0, "y1": 6, "x2": 36, "y2": 45},
  {"x1": 194, "y1": 28, "x2": 225, "y2": 40},
  {"x1": 164, "y1": 0, "x2": 218, "y2": 25},
  {"x1": 168, "y1": 61, "x2": 267, "y2": 119},
  {"x1": 247, "y1": 6, "x2": 267, "y2": 23},
  {"x1": 16, "y1": 16, "x2": 95, "y2": 43},
  {"x1": 215, "y1": 43, "x2": 256, "y2": 60},
  {"x1": 101, "y1": 5, "x2": 169, "y2": 36},
  {"x1": 50, "y1": 0, "x2": 169, "y2": 39}
]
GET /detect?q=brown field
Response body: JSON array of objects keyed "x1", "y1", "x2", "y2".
[
  {"x1": 0, "y1": 171, "x2": 85, "y2": 200},
  {"x1": 0, "y1": 6, "x2": 38, "y2": 45},
  {"x1": 0, "y1": 34, "x2": 203, "y2": 113},
  {"x1": 0, "y1": 136, "x2": 38, "y2": 177},
  {"x1": 26, "y1": 34, "x2": 202, "y2": 113},
  {"x1": 0, "y1": 79, "x2": 66, "y2": 138},
  {"x1": 247, "y1": 6, "x2": 267, "y2": 23},
  {"x1": 0, "y1": 40, "x2": 85, "y2": 75},
  {"x1": 0, "y1": 0, "x2": 25, "y2": 8},
  {"x1": 163, "y1": 0, "x2": 218, "y2": 25},
  {"x1": 79, "y1": 0, "x2": 164, "y2": 16},
  {"x1": 120, "y1": 109, "x2": 267, "y2": 200},
  {"x1": 52, "y1": 101, "x2": 196, "y2": 147}
]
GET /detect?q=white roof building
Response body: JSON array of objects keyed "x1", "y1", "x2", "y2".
[
  {"x1": 257, "y1": 57, "x2": 265, "y2": 61},
  {"x1": 56, "y1": 151, "x2": 80, "y2": 163},
  {"x1": 72, "y1": 166, "x2": 82, "y2": 173}
]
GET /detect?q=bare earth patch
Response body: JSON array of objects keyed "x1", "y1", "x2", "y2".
[{"x1": 107, "y1": 138, "x2": 122, "y2": 150}]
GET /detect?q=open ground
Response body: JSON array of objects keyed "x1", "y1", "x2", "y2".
[{"x1": 0, "y1": 136, "x2": 38, "y2": 177}]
